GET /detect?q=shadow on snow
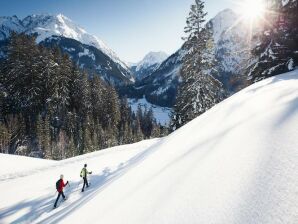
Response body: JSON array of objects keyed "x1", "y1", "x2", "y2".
[{"x1": 0, "y1": 139, "x2": 162, "y2": 224}]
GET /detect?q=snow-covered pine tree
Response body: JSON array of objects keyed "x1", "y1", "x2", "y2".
[
  {"x1": 172, "y1": 0, "x2": 224, "y2": 130},
  {"x1": 4, "y1": 33, "x2": 45, "y2": 116},
  {"x1": 248, "y1": 0, "x2": 298, "y2": 82},
  {"x1": 0, "y1": 124, "x2": 9, "y2": 154},
  {"x1": 278, "y1": 0, "x2": 298, "y2": 68},
  {"x1": 0, "y1": 32, "x2": 166, "y2": 158},
  {"x1": 36, "y1": 114, "x2": 51, "y2": 158},
  {"x1": 0, "y1": 74, "x2": 6, "y2": 118},
  {"x1": 118, "y1": 98, "x2": 133, "y2": 144},
  {"x1": 132, "y1": 115, "x2": 144, "y2": 142}
]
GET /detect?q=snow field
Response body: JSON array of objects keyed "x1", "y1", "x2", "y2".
[{"x1": 0, "y1": 70, "x2": 298, "y2": 224}]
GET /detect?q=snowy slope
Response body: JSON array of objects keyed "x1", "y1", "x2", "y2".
[{"x1": 1, "y1": 70, "x2": 298, "y2": 224}]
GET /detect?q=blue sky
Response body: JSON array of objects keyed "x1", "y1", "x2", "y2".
[{"x1": 0, "y1": 0, "x2": 236, "y2": 62}]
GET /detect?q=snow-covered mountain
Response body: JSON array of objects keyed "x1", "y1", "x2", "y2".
[
  {"x1": 0, "y1": 16, "x2": 23, "y2": 40},
  {"x1": 130, "y1": 51, "x2": 168, "y2": 81},
  {"x1": 1, "y1": 69, "x2": 298, "y2": 223},
  {"x1": 135, "y1": 48, "x2": 186, "y2": 107},
  {"x1": 134, "y1": 9, "x2": 256, "y2": 107},
  {"x1": 0, "y1": 14, "x2": 134, "y2": 85}
]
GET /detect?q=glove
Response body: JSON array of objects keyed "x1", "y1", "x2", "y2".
[{"x1": 89, "y1": 171, "x2": 92, "y2": 174}]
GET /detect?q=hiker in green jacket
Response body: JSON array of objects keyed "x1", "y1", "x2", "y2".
[{"x1": 80, "y1": 164, "x2": 92, "y2": 192}]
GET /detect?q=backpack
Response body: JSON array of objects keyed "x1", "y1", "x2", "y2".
[
  {"x1": 80, "y1": 168, "x2": 85, "y2": 178},
  {"x1": 56, "y1": 179, "x2": 61, "y2": 190}
]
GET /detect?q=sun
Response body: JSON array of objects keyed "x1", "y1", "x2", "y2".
[{"x1": 239, "y1": 0, "x2": 266, "y2": 22}]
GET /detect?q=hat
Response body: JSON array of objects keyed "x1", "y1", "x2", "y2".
[
  {"x1": 84, "y1": 164, "x2": 87, "y2": 167},
  {"x1": 60, "y1": 174, "x2": 64, "y2": 179}
]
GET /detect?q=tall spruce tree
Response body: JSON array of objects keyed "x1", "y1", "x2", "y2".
[
  {"x1": 248, "y1": 0, "x2": 298, "y2": 82},
  {"x1": 172, "y1": 0, "x2": 224, "y2": 130}
]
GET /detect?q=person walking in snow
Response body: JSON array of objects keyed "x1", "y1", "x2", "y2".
[
  {"x1": 80, "y1": 164, "x2": 92, "y2": 192},
  {"x1": 54, "y1": 174, "x2": 69, "y2": 208}
]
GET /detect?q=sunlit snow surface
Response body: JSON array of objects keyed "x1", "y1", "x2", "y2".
[{"x1": 0, "y1": 70, "x2": 298, "y2": 224}]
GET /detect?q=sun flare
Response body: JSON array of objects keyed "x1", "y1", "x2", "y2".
[{"x1": 239, "y1": 0, "x2": 266, "y2": 22}]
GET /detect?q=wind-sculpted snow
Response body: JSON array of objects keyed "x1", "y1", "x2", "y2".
[{"x1": 1, "y1": 70, "x2": 298, "y2": 223}]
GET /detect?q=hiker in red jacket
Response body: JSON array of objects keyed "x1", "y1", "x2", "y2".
[{"x1": 54, "y1": 174, "x2": 69, "y2": 208}]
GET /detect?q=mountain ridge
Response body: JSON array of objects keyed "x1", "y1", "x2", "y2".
[
  {"x1": 0, "y1": 14, "x2": 135, "y2": 85},
  {"x1": 131, "y1": 8, "x2": 256, "y2": 107},
  {"x1": 130, "y1": 51, "x2": 168, "y2": 81}
]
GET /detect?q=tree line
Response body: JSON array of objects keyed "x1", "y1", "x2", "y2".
[{"x1": 0, "y1": 33, "x2": 167, "y2": 159}]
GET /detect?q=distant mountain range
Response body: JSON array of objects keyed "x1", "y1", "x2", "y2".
[
  {"x1": 130, "y1": 51, "x2": 168, "y2": 81},
  {"x1": 0, "y1": 9, "x2": 257, "y2": 108},
  {"x1": 0, "y1": 14, "x2": 134, "y2": 85},
  {"x1": 123, "y1": 9, "x2": 257, "y2": 107}
]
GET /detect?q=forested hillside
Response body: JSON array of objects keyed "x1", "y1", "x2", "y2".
[{"x1": 0, "y1": 33, "x2": 167, "y2": 159}]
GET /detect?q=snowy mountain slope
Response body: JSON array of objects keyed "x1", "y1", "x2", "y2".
[
  {"x1": 0, "y1": 16, "x2": 24, "y2": 40},
  {"x1": 22, "y1": 14, "x2": 129, "y2": 70},
  {"x1": 209, "y1": 9, "x2": 251, "y2": 73},
  {"x1": 130, "y1": 51, "x2": 168, "y2": 81},
  {"x1": 1, "y1": 69, "x2": 298, "y2": 224},
  {"x1": 136, "y1": 51, "x2": 168, "y2": 72},
  {"x1": 0, "y1": 154, "x2": 56, "y2": 182},
  {"x1": 42, "y1": 36, "x2": 134, "y2": 85},
  {"x1": 0, "y1": 14, "x2": 134, "y2": 85},
  {"x1": 136, "y1": 48, "x2": 186, "y2": 107},
  {"x1": 136, "y1": 9, "x2": 256, "y2": 107}
]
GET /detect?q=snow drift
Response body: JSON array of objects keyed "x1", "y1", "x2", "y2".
[{"x1": 0, "y1": 70, "x2": 298, "y2": 224}]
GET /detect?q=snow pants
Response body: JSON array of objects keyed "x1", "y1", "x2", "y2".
[
  {"x1": 82, "y1": 177, "x2": 89, "y2": 191},
  {"x1": 54, "y1": 191, "x2": 65, "y2": 207}
]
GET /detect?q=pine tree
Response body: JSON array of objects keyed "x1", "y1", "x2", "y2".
[
  {"x1": 142, "y1": 107, "x2": 155, "y2": 138},
  {"x1": 172, "y1": 0, "x2": 224, "y2": 130},
  {"x1": 102, "y1": 85, "x2": 120, "y2": 130},
  {"x1": 0, "y1": 122, "x2": 10, "y2": 153},
  {"x1": 131, "y1": 112, "x2": 144, "y2": 142},
  {"x1": 36, "y1": 114, "x2": 51, "y2": 158},
  {"x1": 118, "y1": 98, "x2": 134, "y2": 144},
  {"x1": 248, "y1": 0, "x2": 298, "y2": 82}
]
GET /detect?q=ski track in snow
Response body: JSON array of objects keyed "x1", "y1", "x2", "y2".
[
  {"x1": 0, "y1": 139, "x2": 161, "y2": 224},
  {"x1": 0, "y1": 70, "x2": 298, "y2": 223}
]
